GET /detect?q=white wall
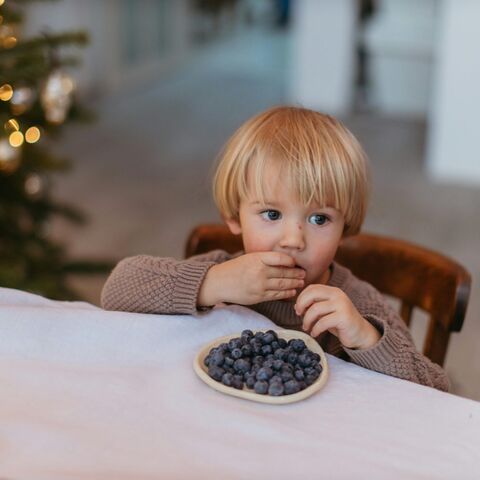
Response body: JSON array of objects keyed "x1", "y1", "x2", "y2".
[
  {"x1": 22, "y1": 0, "x2": 190, "y2": 98},
  {"x1": 289, "y1": 0, "x2": 357, "y2": 115},
  {"x1": 426, "y1": 0, "x2": 480, "y2": 184}
]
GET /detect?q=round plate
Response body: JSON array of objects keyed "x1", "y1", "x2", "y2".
[{"x1": 193, "y1": 329, "x2": 329, "y2": 404}]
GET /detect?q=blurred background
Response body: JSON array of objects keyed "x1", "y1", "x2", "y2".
[{"x1": 1, "y1": 0, "x2": 479, "y2": 401}]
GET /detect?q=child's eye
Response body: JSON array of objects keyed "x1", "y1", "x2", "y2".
[
  {"x1": 308, "y1": 213, "x2": 329, "y2": 226},
  {"x1": 261, "y1": 209, "x2": 281, "y2": 221}
]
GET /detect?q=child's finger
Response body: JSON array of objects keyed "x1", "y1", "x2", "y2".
[
  {"x1": 302, "y1": 301, "x2": 335, "y2": 332},
  {"x1": 259, "y1": 252, "x2": 296, "y2": 268},
  {"x1": 309, "y1": 312, "x2": 338, "y2": 338},
  {"x1": 266, "y1": 277, "x2": 304, "y2": 291},
  {"x1": 267, "y1": 266, "x2": 306, "y2": 279},
  {"x1": 295, "y1": 285, "x2": 332, "y2": 316},
  {"x1": 265, "y1": 289, "x2": 297, "y2": 301}
]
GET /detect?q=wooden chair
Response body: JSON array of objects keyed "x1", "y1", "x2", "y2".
[{"x1": 185, "y1": 224, "x2": 471, "y2": 366}]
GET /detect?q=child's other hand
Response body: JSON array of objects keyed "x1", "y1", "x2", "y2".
[
  {"x1": 295, "y1": 285, "x2": 381, "y2": 350},
  {"x1": 198, "y1": 252, "x2": 305, "y2": 307}
]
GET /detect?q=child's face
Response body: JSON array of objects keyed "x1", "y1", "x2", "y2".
[{"x1": 226, "y1": 161, "x2": 345, "y2": 287}]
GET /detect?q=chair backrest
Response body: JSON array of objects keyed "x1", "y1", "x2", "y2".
[{"x1": 185, "y1": 224, "x2": 471, "y2": 366}]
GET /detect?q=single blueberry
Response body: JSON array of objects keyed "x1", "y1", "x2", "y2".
[
  {"x1": 210, "y1": 351, "x2": 225, "y2": 367},
  {"x1": 284, "y1": 379, "x2": 301, "y2": 395},
  {"x1": 291, "y1": 339, "x2": 306, "y2": 352},
  {"x1": 231, "y1": 348, "x2": 243, "y2": 360},
  {"x1": 266, "y1": 329, "x2": 278, "y2": 340},
  {"x1": 241, "y1": 344, "x2": 253, "y2": 357},
  {"x1": 269, "y1": 375, "x2": 283, "y2": 384},
  {"x1": 298, "y1": 353, "x2": 312, "y2": 368},
  {"x1": 268, "y1": 382, "x2": 285, "y2": 396},
  {"x1": 234, "y1": 358, "x2": 251, "y2": 374},
  {"x1": 271, "y1": 340, "x2": 280, "y2": 351},
  {"x1": 305, "y1": 375, "x2": 317, "y2": 386},
  {"x1": 281, "y1": 363, "x2": 294, "y2": 373},
  {"x1": 241, "y1": 329, "x2": 254, "y2": 342},
  {"x1": 294, "y1": 370, "x2": 305, "y2": 381},
  {"x1": 278, "y1": 338, "x2": 288, "y2": 348},
  {"x1": 208, "y1": 365, "x2": 225, "y2": 382},
  {"x1": 218, "y1": 343, "x2": 229, "y2": 352},
  {"x1": 224, "y1": 356, "x2": 234, "y2": 367},
  {"x1": 221, "y1": 372, "x2": 234, "y2": 386},
  {"x1": 261, "y1": 344, "x2": 273, "y2": 356},
  {"x1": 246, "y1": 376, "x2": 256, "y2": 389},
  {"x1": 272, "y1": 359, "x2": 284, "y2": 371},
  {"x1": 203, "y1": 355, "x2": 211, "y2": 367},
  {"x1": 287, "y1": 352, "x2": 298, "y2": 365},
  {"x1": 253, "y1": 355, "x2": 264, "y2": 365},
  {"x1": 256, "y1": 367, "x2": 273, "y2": 382},
  {"x1": 232, "y1": 375, "x2": 244, "y2": 390},
  {"x1": 254, "y1": 380, "x2": 269, "y2": 395},
  {"x1": 273, "y1": 348, "x2": 288, "y2": 361},
  {"x1": 262, "y1": 332, "x2": 275, "y2": 345}
]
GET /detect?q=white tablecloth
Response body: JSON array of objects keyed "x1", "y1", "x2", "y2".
[{"x1": 0, "y1": 287, "x2": 479, "y2": 479}]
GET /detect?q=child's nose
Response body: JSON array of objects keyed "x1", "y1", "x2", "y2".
[{"x1": 279, "y1": 222, "x2": 305, "y2": 251}]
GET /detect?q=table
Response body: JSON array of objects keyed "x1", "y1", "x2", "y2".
[{"x1": 0, "y1": 287, "x2": 479, "y2": 479}]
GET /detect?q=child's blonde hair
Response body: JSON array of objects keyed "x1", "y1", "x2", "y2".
[{"x1": 213, "y1": 106, "x2": 370, "y2": 236}]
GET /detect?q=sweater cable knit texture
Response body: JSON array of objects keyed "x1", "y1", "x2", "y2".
[{"x1": 101, "y1": 249, "x2": 449, "y2": 392}]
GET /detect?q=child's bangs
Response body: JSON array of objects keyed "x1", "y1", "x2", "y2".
[{"x1": 241, "y1": 142, "x2": 353, "y2": 222}]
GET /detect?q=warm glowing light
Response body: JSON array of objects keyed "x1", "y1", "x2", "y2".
[
  {"x1": 9, "y1": 131, "x2": 24, "y2": 147},
  {"x1": 0, "y1": 1, "x2": 5, "y2": 7},
  {"x1": 3, "y1": 36, "x2": 17, "y2": 48},
  {"x1": 0, "y1": 84, "x2": 13, "y2": 101},
  {"x1": 62, "y1": 76, "x2": 75, "y2": 92},
  {"x1": 25, "y1": 174, "x2": 43, "y2": 195},
  {"x1": 25, "y1": 126, "x2": 41, "y2": 144},
  {"x1": 4, "y1": 118, "x2": 19, "y2": 133}
]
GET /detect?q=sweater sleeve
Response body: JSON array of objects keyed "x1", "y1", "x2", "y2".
[
  {"x1": 341, "y1": 279, "x2": 450, "y2": 392},
  {"x1": 100, "y1": 250, "x2": 233, "y2": 315}
]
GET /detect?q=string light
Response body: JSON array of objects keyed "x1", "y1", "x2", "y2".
[
  {"x1": 9, "y1": 131, "x2": 24, "y2": 147},
  {"x1": 4, "y1": 118, "x2": 19, "y2": 133},
  {"x1": 3, "y1": 36, "x2": 17, "y2": 48},
  {"x1": 0, "y1": 1, "x2": 5, "y2": 7},
  {"x1": 25, "y1": 126, "x2": 41, "y2": 144},
  {"x1": 0, "y1": 84, "x2": 13, "y2": 101}
]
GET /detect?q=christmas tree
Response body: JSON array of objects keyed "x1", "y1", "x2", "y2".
[{"x1": 0, "y1": 0, "x2": 113, "y2": 300}]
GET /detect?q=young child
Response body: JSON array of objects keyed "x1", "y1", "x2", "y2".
[{"x1": 101, "y1": 106, "x2": 449, "y2": 392}]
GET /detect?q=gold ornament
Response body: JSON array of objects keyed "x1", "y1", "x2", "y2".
[
  {"x1": 0, "y1": 137, "x2": 21, "y2": 174},
  {"x1": 40, "y1": 70, "x2": 75, "y2": 124},
  {"x1": 10, "y1": 85, "x2": 36, "y2": 115}
]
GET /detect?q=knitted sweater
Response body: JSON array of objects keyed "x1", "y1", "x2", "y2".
[{"x1": 101, "y1": 249, "x2": 449, "y2": 392}]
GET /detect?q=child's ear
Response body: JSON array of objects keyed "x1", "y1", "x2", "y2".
[{"x1": 225, "y1": 217, "x2": 242, "y2": 235}]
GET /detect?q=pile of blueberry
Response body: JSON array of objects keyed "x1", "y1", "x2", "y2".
[{"x1": 204, "y1": 329, "x2": 323, "y2": 396}]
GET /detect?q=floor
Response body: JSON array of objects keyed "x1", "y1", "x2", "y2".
[{"x1": 50, "y1": 26, "x2": 480, "y2": 401}]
